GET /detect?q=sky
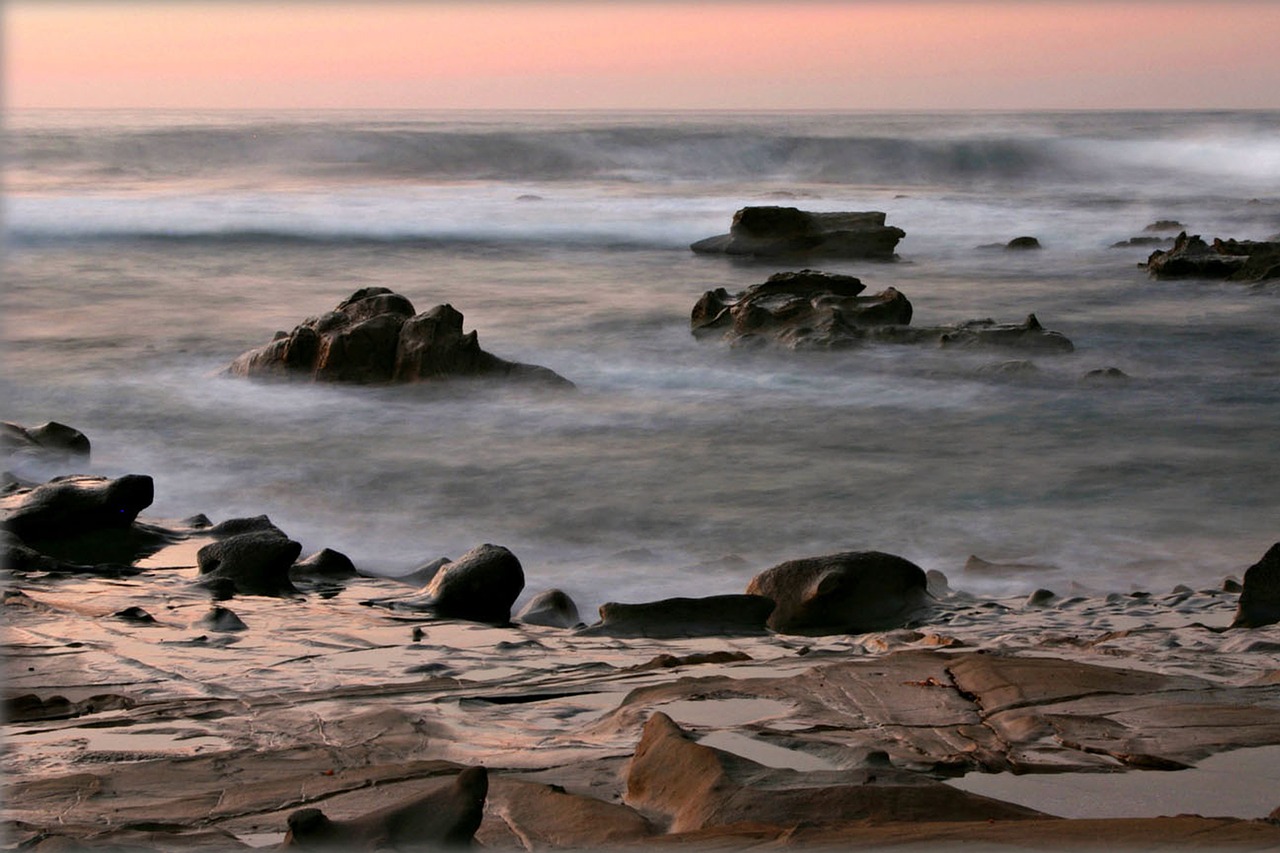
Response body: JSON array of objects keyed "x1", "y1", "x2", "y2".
[{"x1": 6, "y1": 1, "x2": 1280, "y2": 111}]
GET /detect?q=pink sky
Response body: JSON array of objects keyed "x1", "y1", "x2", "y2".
[{"x1": 6, "y1": 1, "x2": 1280, "y2": 110}]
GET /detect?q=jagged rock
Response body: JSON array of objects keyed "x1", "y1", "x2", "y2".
[
  {"x1": 479, "y1": 777, "x2": 652, "y2": 849},
  {"x1": 1145, "y1": 232, "x2": 1280, "y2": 282},
  {"x1": 1111, "y1": 235, "x2": 1171, "y2": 248},
  {"x1": 516, "y1": 588, "x2": 582, "y2": 628},
  {"x1": 1232, "y1": 543, "x2": 1280, "y2": 629},
  {"x1": 691, "y1": 273, "x2": 1071, "y2": 353},
  {"x1": 746, "y1": 551, "x2": 930, "y2": 635},
  {"x1": 1145, "y1": 220, "x2": 1186, "y2": 232},
  {"x1": 692, "y1": 269, "x2": 910, "y2": 349},
  {"x1": 1, "y1": 421, "x2": 90, "y2": 465},
  {"x1": 576, "y1": 594, "x2": 774, "y2": 638},
  {"x1": 283, "y1": 766, "x2": 487, "y2": 850},
  {"x1": 196, "y1": 530, "x2": 302, "y2": 598},
  {"x1": 227, "y1": 288, "x2": 572, "y2": 388},
  {"x1": 691, "y1": 207, "x2": 905, "y2": 259}
]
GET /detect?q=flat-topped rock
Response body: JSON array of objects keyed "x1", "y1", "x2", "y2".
[
  {"x1": 691, "y1": 206, "x2": 905, "y2": 259},
  {"x1": 227, "y1": 287, "x2": 572, "y2": 388}
]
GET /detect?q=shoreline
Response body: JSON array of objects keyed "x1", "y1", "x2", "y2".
[{"x1": 5, "y1": 519, "x2": 1280, "y2": 850}]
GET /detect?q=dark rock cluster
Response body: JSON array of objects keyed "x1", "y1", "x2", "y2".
[{"x1": 1145, "y1": 232, "x2": 1280, "y2": 283}]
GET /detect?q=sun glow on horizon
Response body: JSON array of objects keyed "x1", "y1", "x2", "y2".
[{"x1": 6, "y1": 1, "x2": 1280, "y2": 111}]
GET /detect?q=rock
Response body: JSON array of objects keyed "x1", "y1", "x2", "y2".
[
  {"x1": 1081, "y1": 367, "x2": 1130, "y2": 383},
  {"x1": 196, "y1": 530, "x2": 302, "y2": 598},
  {"x1": 206, "y1": 514, "x2": 284, "y2": 537},
  {"x1": 1, "y1": 530, "x2": 141, "y2": 577},
  {"x1": 516, "y1": 588, "x2": 582, "y2": 628},
  {"x1": 936, "y1": 314, "x2": 1074, "y2": 353},
  {"x1": 1005, "y1": 236, "x2": 1042, "y2": 250},
  {"x1": 746, "y1": 551, "x2": 930, "y2": 635},
  {"x1": 691, "y1": 269, "x2": 910, "y2": 349},
  {"x1": 5, "y1": 693, "x2": 134, "y2": 723},
  {"x1": 964, "y1": 554, "x2": 1057, "y2": 574},
  {"x1": 194, "y1": 606, "x2": 248, "y2": 632},
  {"x1": 291, "y1": 548, "x2": 358, "y2": 580},
  {"x1": 1145, "y1": 219, "x2": 1186, "y2": 232},
  {"x1": 2, "y1": 474, "x2": 153, "y2": 544},
  {"x1": 480, "y1": 777, "x2": 652, "y2": 849},
  {"x1": 690, "y1": 207, "x2": 905, "y2": 259},
  {"x1": 624, "y1": 712, "x2": 1043, "y2": 834},
  {"x1": 377, "y1": 544, "x2": 525, "y2": 624},
  {"x1": 1111, "y1": 236, "x2": 1172, "y2": 248},
  {"x1": 399, "y1": 556, "x2": 451, "y2": 586},
  {"x1": 112, "y1": 606, "x2": 156, "y2": 624},
  {"x1": 1231, "y1": 543, "x2": 1280, "y2": 628},
  {"x1": 283, "y1": 765, "x2": 487, "y2": 850},
  {"x1": 227, "y1": 287, "x2": 572, "y2": 388},
  {"x1": 976, "y1": 360, "x2": 1039, "y2": 378},
  {"x1": 691, "y1": 274, "x2": 1072, "y2": 353},
  {"x1": 1145, "y1": 232, "x2": 1280, "y2": 282},
  {"x1": 1, "y1": 421, "x2": 91, "y2": 465},
  {"x1": 576, "y1": 594, "x2": 774, "y2": 638},
  {"x1": 1025, "y1": 589, "x2": 1057, "y2": 607}
]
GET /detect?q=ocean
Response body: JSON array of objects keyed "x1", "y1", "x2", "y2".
[{"x1": 4, "y1": 109, "x2": 1279, "y2": 610}]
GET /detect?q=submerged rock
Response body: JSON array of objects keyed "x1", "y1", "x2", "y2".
[
  {"x1": 576, "y1": 594, "x2": 774, "y2": 638},
  {"x1": 691, "y1": 207, "x2": 906, "y2": 259},
  {"x1": 979, "y1": 236, "x2": 1041, "y2": 250},
  {"x1": 1232, "y1": 542, "x2": 1280, "y2": 629},
  {"x1": 1145, "y1": 232, "x2": 1280, "y2": 283},
  {"x1": 227, "y1": 287, "x2": 572, "y2": 388},
  {"x1": 1, "y1": 421, "x2": 91, "y2": 465},
  {"x1": 283, "y1": 766, "x2": 488, "y2": 850},
  {"x1": 746, "y1": 551, "x2": 930, "y2": 635}
]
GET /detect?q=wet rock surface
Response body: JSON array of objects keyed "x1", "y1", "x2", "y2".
[
  {"x1": 227, "y1": 287, "x2": 573, "y2": 388},
  {"x1": 692, "y1": 271, "x2": 1072, "y2": 352},
  {"x1": 577, "y1": 594, "x2": 775, "y2": 638},
  {"x1": 1233, "y1": 542, "x2": 1280, "y2": 629},
  {"x1": 691, "y1": 206, "x2": 906, "y2": 259},
  {"x1": 1145, "y1": 232, "x2": 1280, "y2": 283}
]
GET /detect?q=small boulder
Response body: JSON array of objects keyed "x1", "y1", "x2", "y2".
[
  {"x1": 1005, "y1": 236, "x2": 1042, "y2": 250},
  {"x1": 194, "y1": 606, "x2": 248, "y2": 632},
  {"x1": 1143, "y1": 232, "x2": 1280, "y2": 282},
  {"x1": 283, "y1": 766, "x2": 487, "y2": 850},
  {"x1": 1231, "y1": 543, "x2": 1280, "y2": 629},
  {"x1": 516, "y1": 588, "x2": 582, "y2": 629},
  {"x1": 1145, "y1": 220, "x2": 1186, "y2": 232},
  {"x1": 691, "y1": 207, "x2": 906, "y2": 259},
  {"x1": 422, "y1": 544, "x2": 525, "y2": 624},
  {"x1": 291, "y1": 548, "x2": 358, "y2": 580},
  {"x1": 1081, "y1": 367, "x2": 1130, "y2": 384},
  {"x1": 576, "y1": 594, "x2": 774, "y2": 638},
  {"x1": 746, "y1": 551, "x2": 930, "y2": 635},
  {"x1": 196, "y1": 530, "x2": 302, "y2": 598}
]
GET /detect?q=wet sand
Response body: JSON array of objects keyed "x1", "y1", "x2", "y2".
[{"x1": 4, "y1": 538, "x2": 1280, "y2": 850}]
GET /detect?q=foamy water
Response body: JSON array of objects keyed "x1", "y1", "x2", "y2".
[{"x1": 4, "y1": 109, "x2": 1279, "y2": 612}]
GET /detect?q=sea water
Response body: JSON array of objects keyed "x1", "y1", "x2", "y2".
[{"x1": 4, "y1": 109, "x2": 1279, "y2": 610}]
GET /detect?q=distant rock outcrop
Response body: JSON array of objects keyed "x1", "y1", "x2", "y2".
[
  {"x1": 691, "y1": 207, "x2": 905, "y2": 259},
  {"x1": 1, "y1": 421, "x2": 91, "y2": 466},
  {"x1": 227, "y1": 288, "x2": 572, "y2": 388},
  {"x1": 1145, "y1": 233, "x2": 1280, "y2": 283}
]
